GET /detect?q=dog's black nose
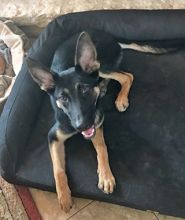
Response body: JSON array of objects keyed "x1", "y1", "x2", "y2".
[
  {"x1": 73, "y1": 115, "x2": 92, "y2": 132},
  {"x1": 76, "y1": 124, "x2": 85, "y2": 132},
  {"x1": 75, "y1": 123, "x2": 91, "y2": 132},
  {"x1": 74, "y1": 117, "x2": 85, "y2": 132}
]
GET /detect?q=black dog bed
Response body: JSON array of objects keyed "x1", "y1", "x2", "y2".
[{"x1": 1, "y1": 10, "x2": 185, "y2": 218}]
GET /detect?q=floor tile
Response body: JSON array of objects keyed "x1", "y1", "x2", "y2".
[
  {"x1": 30, "y1": 188, "x2": 185, "y2": 220},
  {"x1": 154, "y1": 213, "x2": 185, "y2": 220},
  {"x1": 69, "y1": 201, "x2": 157, "y2": 220},
  {"x1": 29, "y1": 188, "x2": 92, "y2": 220}
]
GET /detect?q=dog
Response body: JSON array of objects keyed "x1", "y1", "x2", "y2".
[{"x1": 27, "y1": 29, "x2": 172, "y2": 212}]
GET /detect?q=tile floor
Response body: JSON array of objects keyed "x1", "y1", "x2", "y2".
[{"x1": 30, "y1": 188, "x2": 184, "y2": 220}]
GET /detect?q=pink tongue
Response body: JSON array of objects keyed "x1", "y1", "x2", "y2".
[{"x1": 81, "y1": 126, "x2": 95, "y2": 138}]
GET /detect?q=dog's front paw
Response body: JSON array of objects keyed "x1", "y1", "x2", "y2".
[
  {"x1": 57, "y1": 186, "x2": 72, "y2": 213},
  {"x1": 56, "y1": 172, "x2": 73, "y2": 213},
  {"x1": 98, "y1": 168, "x2": 116, "y2": 194},
  {"x1": 115, "y1": 96, "x2": 129, "y2": 112}
]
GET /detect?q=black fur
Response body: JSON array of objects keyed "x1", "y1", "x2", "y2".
[{"x1": 27, "y1": 30, "x2": 123, "y2": 140}]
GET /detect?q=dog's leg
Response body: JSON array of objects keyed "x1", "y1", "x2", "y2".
[
  {"x1": 91, "y1": 126, "x2": 116, "y2": 194},
  {"x1": 99, "y1": 71, "x2": 134, "y2": 112},
  {"x1": 48, "y1": 126, "x2": 74, "y2": 213}
]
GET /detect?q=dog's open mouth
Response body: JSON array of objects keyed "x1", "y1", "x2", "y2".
[{"x1": 81, "y1": 125, "x2": 95, "y2": 139}]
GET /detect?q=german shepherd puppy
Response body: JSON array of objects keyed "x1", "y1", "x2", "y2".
[{"x1": 27, "y1": 30, "x2": 134, "y2": 212}]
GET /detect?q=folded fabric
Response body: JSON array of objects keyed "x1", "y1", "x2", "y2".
[
  {"x1": 0, "y1": 19, "x2": 30, "y2": 113},
  {"x1": 0, "y1": 19, "x2": 30, "y2": 75},
  {"x1": 0, "y1": 75, "x2": 12, "y2": 97},
  {"x1": 0, "y1": 53, "x2": 5, "y2": 75}
]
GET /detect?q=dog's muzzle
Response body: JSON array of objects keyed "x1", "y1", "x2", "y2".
[{"x1": 81, "y1": 125, "x2": 95, "y2": 139}]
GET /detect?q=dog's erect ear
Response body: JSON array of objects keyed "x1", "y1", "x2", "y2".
[
  {"x1": 27, "y1": 58, "x2": 55, "y2": 91},
  {"x1": 75, "y1": 32, "x2": 100, "y2": 73}
]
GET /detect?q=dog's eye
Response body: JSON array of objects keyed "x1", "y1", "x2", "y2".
[{"x1": 59, "y1": 94, "x2": 68, "y2": 102}]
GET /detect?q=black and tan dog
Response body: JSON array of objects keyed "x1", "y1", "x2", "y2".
[{"x1": 26, "y1": 30, "x2": 138, "y2": 212}]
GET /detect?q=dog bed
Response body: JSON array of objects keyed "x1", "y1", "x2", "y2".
[{"x1": 0, "y1": 10, "x2": 185, "y2": 218}]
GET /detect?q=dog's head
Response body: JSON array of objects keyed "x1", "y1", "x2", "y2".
[{"x1": 27, "y1": 32, "x2": 102, "y2": 139}]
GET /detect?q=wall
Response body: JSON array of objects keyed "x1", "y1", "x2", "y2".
[{"x1": 1, "y1": 0, "x2": 185, "y2": 27}]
